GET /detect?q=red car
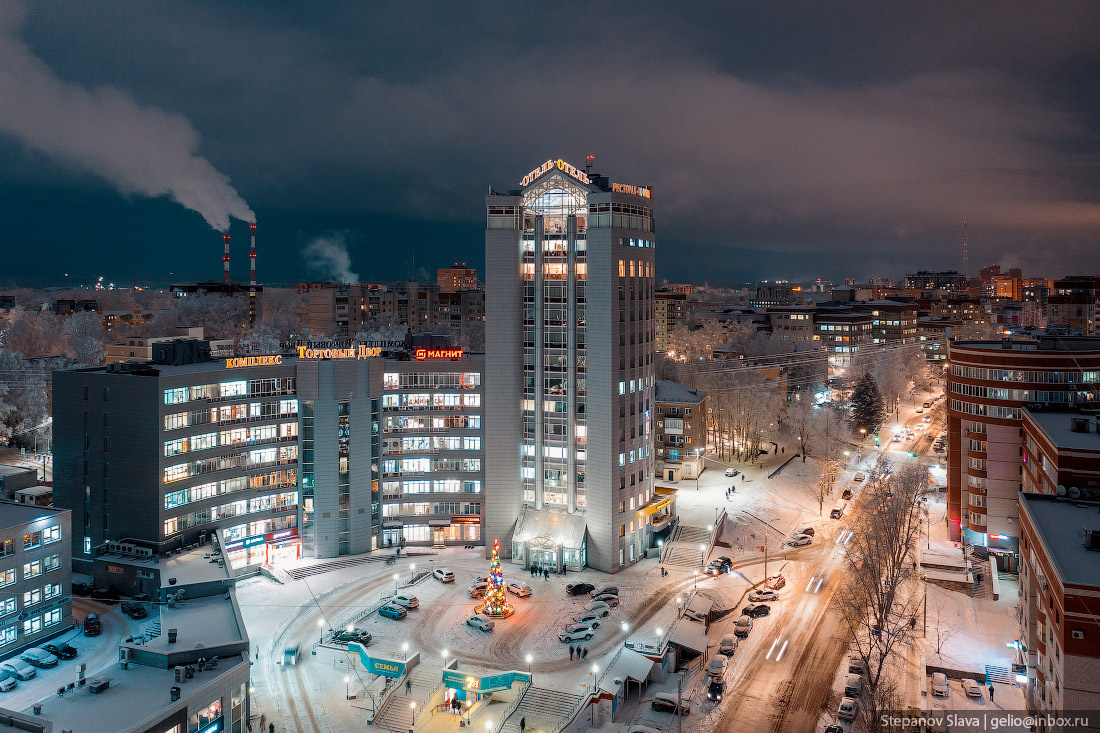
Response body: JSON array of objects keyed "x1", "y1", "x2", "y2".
[{"x1": 765, "y1": 575, "x2": 786, "y2": 590}]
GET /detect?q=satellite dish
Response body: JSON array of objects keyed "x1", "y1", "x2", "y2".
[
  {"x1": 1068, "y1": 487, "x2": 1081, "y2": 499},
  {"x1": 1057, "y1": 485, "x2": 1067, "y2": 496}
]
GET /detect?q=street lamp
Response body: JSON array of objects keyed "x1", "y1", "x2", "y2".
[
  {"x1": 441, "y1": 649, "x2": 450, "y2": 663},
  {"x1": 485, "y1": 721, "x2": 493, "y2": 732},
  {"x1": 621, "y1": 621, "x2": 630, "y2": 633},
  {"x1": 410, "y1": 562, "x2": 416, "y2": 583},
  {"x1": 317, "y1": 618, "x2": 324, "y2": 643},
  {"x1": 410, "y1": 701, "x2": 418, "y2": 725},
  {"x1": 591, "y1": 664, "x2": 599, "y2": 693},
  {"x1": 693, "y1": 570, "x2": 699, "y2": 589},
  {"x1": 525, "y1": 653, "x2": 533, "y2": 673},
  {"x1": 675, "y1": 596, "x2": 682, "y2": 614},
  {"x1": 401, "y1": 642, "x2": 409, "y2": 661},
  {"x1": 699, "y1": 543, "x2": 706, "y2": 567},
  {"x1": 344, "y1": 675, "x2": 350, "y2": 700},
  {"x1": 393, "y1": 572, "x2": 399, "y2": 592}
]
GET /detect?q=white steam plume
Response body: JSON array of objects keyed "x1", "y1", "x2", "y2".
[
  {"x1": 303, "y1": 231, "x2": 359, "y2": 284},
  {"x1": 0, "y1": 3, "x2": 253, "y2": 231}
]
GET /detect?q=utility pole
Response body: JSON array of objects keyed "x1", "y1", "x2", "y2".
[{"x1": 677, "y1": 674, "x2": 683, "y2": 733}]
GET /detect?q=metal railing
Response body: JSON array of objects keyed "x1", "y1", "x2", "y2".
[{"x1": 492, "y1": 677, "x2": 532, "y2": 733}]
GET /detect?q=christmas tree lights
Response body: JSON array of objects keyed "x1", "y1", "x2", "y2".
[{"x1": 482, "y1": 539, "x2": 515, "y2": 618}]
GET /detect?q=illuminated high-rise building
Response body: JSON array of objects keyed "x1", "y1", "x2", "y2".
[{"x1": 484, "y1": 158, "x2": 664, "y2": 573}]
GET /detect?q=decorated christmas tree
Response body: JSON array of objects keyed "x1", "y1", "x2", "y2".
[{"x1": 482, "y1": 539, "x2": 514, "y2": 618}]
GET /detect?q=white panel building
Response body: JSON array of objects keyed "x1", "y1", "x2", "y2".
[{"x1": 485, "y1": 158, "x2": 661, "y2": 573}]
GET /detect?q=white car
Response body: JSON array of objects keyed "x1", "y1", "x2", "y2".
[
  {"x1": 19, "y1": 647, "x2": 58, "y2": 668},
  {"x1": 558, "y1": 624, "x2": 595, "y2": 643},
  {"x1": 892, "y1": 434, "x2": 903, "y2": 442},
  {"x1": 749, "y1": 589, "x2": 779, "y2": 602},
  {"x1": 733, "y1": 617, "x2": 753, "y2": 638},
  {"x1": 838, "y1": 696, "x2": 858, "y2": 720},
  {"x1": 433, "y1": 568, "x2": 455, "y2": 583},
  {"x1": 467, "y1": 581, "x2": 488, "y2": 598},
  {"x1": 786, "y1": 534, "x2": 812, "y2": 547},
  {"x1": 718, "y1": 634, "x2": 737, "y2": 656},
  {"x1": 392, "y1": 594, "x2": 419, "y2": 609},
  {"x1": 930, "y1": 672, "x2": 949, "y2": 697},
  {"x1": 854, "y1": 472, "x2": 866, "y2": 482},
  {"x1": 962, "y1": 678, "x2": 983, "y2": 698},
  {"x1": 571, "y1": 611, "x2": 603, "y2": 627},
  {"x1": 507, "y1": 582, "x2": 532, "y2": 597},
  {"x1": 706, "y1": 653, "x2": 728, "y2": 678},
  {"x1": 466, "y1": 616, "x2": 495, "y2": 632},
  {"x1": 583, "y1": 600, "x2": 610, "y2": 615},
  {"x1": 725, "y1": 467, "x2": 736, "y2": 477},
  {"x1": 0, "y1": 670, "x2": 15, "y2": 692},
  {"x1": 593, "y1": 593, "x2": 620, "y2": 607},
  {"x1": 0, "y1": 659, "x2": 35, "y2": 681}
]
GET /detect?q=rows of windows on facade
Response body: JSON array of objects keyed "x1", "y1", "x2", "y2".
[{"x1": 0, "y1": 502, "x2": 70, "y2": 651}]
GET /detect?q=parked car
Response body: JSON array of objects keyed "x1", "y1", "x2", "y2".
[
  {"x1": 842, "y1": 487, "x2": 853, "y2": 500},
  {"x1": 83, "y1": 613, "x2": 102, "y2": 636},
  {"x1": 19, "y1": 648, "x2": 58, "y2": 668},
  {"x1": 433, "y1": 568, "x2": 456, "y2": 583},
  {"x1": 733, "y1": 617, "x2": 754, "y2": 638},
  {"x1": 0, "y1": 659, "x2": 36, "y2": 681},
  {"x1": 90, "y1": 587, "x2": 120, "y2": 604},
  {"x1": 628, "y1": 727, "x2": 661, "y2": 733},
  {"x1": 583, "y1": 600, "x2": 611, "y2": 615},
  {"x1": 467, "y1": 581, "x2": 489, "y2": 598},
  {"x1": 923, "y1": 401, "x2": 932, "y2": 409},
  {"x1": 566, "y1": 583, "x2": 595, "y2": 596},
  {"x1": 786, "y1": 534, "x2": 812, "y2": 547},
  {"x1": 748, "y1": 589, "x2": 778, "y2": 602},
  {"x1": 592, "y1": 593, "x2": 620, "y2": 607},
  {"x1": 854, "y1": 471, "x2": 866, "y2": 482},
  {"x1": 706, "y1": 677, "x2": 725, "y2": 702},
  {"x1": 838, "y1": 697, "x2": 858, "y2": 721},
  {"x1": 706, "y1": 653, "x2": 729, "y2": 678},
  {"x1": 962, "y1": 678, "x2": 982, "y2": 698},
  {"x1": 42, "y1": 643, "x2": 77, "y2": 660},
  {"x1": 507, "y1": 582, "x2": 533, "y2": 597},
  {"x1": 707, "y1": 556, "x2": 733, "y2": 575},
  {"x1": 844, "y1": 673, "x2": 863, "y2": 697},
  {"x1": 466, "y1": 616, "x2": 495, "y2": 632},
  {"x1": 848, "y1": 655, "x2": 866, "y2": 675},
  {"x1": 916, "y1": 407, "x2": 924, "y2": 414},
  {"x1": 0, "y1": 670, "x2": 15, "y2": 692},
  {"x1": 724, "y1": 467, "x2": 739, "y2": 477},
  {"x1": 652, "y1": 692, "x2": 689, "y2": 715},
  {"x1": 71, "y1": 582, "x2": 94, "y2": 597},
  {"x1": 378, "y1": 604, "x2": 407, "y2": 620},
  {"x1": 591, "y1": 585, "x2": 619, "y2": 597},
  {"x1": 334, "y1": 628, "x2": 372, "y2": 644},
  {"x1": 742, "y1": 603, "x2": 771, "y2": 618},
  {"x1": 824, "y1": 725, "x2": 844, "y2": 733},
  {"x1": 121, "y1": 601, "x2": 148, "y2": 619},
  {"x1": 392, "y1": 595, "x2": 419, "y2": 609},
  {"x1": 558, "y1": 625, "x2": 594, "y2": 643},
  {"x1": 765, "y1": 574, "x2": 786, "y2": 590},
  {"x1": 719, "y1": 634, "x2": 738, "y2": 656},
  {"x1": 571, "y1": 611, "x2": 604, "y2": 627},
  {"x1": 930, "y1": 672, "x2": 949, "y2": 697}
]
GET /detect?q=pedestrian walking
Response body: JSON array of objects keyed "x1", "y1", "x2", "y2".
[
  {"x1": 544, "y1": 568, "x2": 549, "y2": 580},
  {"x1": 268, "y1": 725, "x2": 274, "y2": 733},
  {"x1": 570, "y1": 645, "x2": 575, "y2": 660},
  {"x1": 988, "y1": 685, "x2": 994, "y2": 702},
  {"x1": 520, "y1": 716, "x2": 526, "y2": 732},
  {"x1": 406, "y1": 678, "x2": 412, "y2": 694},
  {"x1": 741, "y1": 474, "x2": 745, "y2": 483},
  {"x1": 259, "y1": 714, "x2": 266, "y2": 732},
  {"x1": 781, "y1": 447, "x2": 785, "y2": 454}
]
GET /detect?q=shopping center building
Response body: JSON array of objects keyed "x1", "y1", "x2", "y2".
[
  {"x1": 484, "y1": 158, "x2": 663, "y2": 573},
  {"x1": 54, "y1": 338, "x2": 485, "y2": 576}
]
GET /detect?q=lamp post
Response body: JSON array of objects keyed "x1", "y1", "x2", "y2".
[
  {"x1": 441, "y1": 649, "x2": 450, "y2": 665},
  {"x1": 693, "y1": 570, "x2": 698, "y2": 589},
  {"x1": 393, "y1": 572, "x2": 399, "y2": 593},
  {"x1": 344, "y1": 675, "x2": 350, "y2": 700},
  {"x1": 675, "y1": 596, "x2": 682, "y2": 615},
  {"x1": 317, "y1": 618, "x2": 324, "y2": 644},
  {"x1": 401, "y1": 642, "x2": 409, "y2": 661},
  {"x1": 410, "y1": 701, "x2": 417, "y2": 724},
  {"x1": 621, "y1": 621, "x2": 630, "y2": 634},
  {"x1": 699, "y1": 544, "x2": 706, "y2": 567},
  {"x1": 525, "y1": 653, "x2": 533, "y2": 674},
  {"x1": 409, "y1": 562, "x2": 416, "y2": 584}
]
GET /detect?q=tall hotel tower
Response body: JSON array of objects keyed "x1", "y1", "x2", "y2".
[{"x1": 485, "y1": 158, "x2": 660, "y2": 573}]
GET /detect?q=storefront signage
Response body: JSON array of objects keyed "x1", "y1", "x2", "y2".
[
  {"x1": 226, "y1": 355, "x2": 283, "y2": 368},
  {"x1": 348, "y1": 643, "x2": 406, "y2": 678},
  {"x1": 442, "y1": 669, "x2": 530, "y2": 693},
  {"x1": 521, "y1": 158, "x2": 591, "y2": 187},
  {"x1": 197, "y1": 720, "x2": 223, "y2": 733},
  {"x1": 297, "y1": 344, "x2": 384, "y2": 360},
  {"x1": 611, "y1": 182, "x2": 652, "y2": 199},
  {"x1": 451, "y1": 516, "x2": 480, "y2": 524},
  {"x1": 224, "y1": 534, "x2": 265, "y2": 552},
  {"x1": 267, "y1": 528, "x2": 299, "y2": 543},
  {"x1": 414, "y1": 348, "x2": 464, "y2": 360}
]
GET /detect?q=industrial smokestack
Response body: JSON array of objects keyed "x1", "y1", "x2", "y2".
[
  {"x1": 249, "y1": 223, "x2": 257, "y2": 287},
  {"x1": 222, "y1": 234, "x2": 231, "y2": 284}
]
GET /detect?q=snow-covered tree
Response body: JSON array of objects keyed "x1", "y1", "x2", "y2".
[{"x1": 850, "y1": 372, "x2": 886, "y2": 434}]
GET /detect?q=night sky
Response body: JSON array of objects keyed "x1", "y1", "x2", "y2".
[{"x1": 2, "y1": 2, "x2": 1098, "y2": 287}]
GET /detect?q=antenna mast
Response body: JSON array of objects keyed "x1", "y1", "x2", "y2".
[{"x1": 962, "y1": 217, "x2": 969, "y2": 276}]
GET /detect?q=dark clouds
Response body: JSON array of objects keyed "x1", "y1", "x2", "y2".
[{"x1": 2, "y1": 1, "x2": 1098, "y2": 284}]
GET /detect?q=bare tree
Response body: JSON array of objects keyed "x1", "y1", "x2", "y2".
[
  {"x1": 834, "y1": 457, "x2": 926, "y2": 726},
  {"x1": 926, "y1": 594, "x2": 959, "y2": 658},
  {"x1": 858, "y1": 670, "x2": 905, "y2": 733},
  {"x1": 63, "y1": 311, "x2": 106, "y2": 366}
]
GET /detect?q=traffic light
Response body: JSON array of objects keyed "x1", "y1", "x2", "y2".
[
  {"x1": 907, "y1": 451, "x2": 916, "y2": 458},
  {"x1": 873, "y1": 434, "x2": 880, "y2": 444}
]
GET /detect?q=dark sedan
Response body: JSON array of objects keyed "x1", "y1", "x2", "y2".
[
  {"x1": 566, "y1": 582, "x2": 595, "y2": 596},
  {"x1": 706, "y1": 557, "x2": 733, "y2": 575},
  {"x1": 43, "y1": 643, "x2": 78, "y2": 660},
  {"x1": 741, "y1": 603, "x2": 771, "y2": 618}
]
